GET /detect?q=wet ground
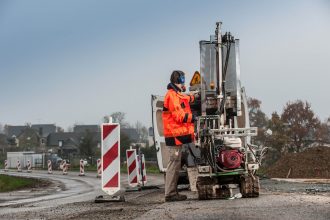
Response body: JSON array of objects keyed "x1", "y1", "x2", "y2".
[{"x1": 0, "y1": 170, "x2": 329, "y2": 220}]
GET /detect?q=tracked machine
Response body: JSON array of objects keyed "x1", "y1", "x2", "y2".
[{"x1": 151, "y1": 22, "x2": 267, "y2": 199}]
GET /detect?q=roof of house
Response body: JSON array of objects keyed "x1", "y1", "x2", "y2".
[
  {"x1": 61, "y1": 138, "x2": 79, "y2": 150},
  {"x1": 74, "y1": 125, "x2": 100, "y2": 133},
  {"x1": 31, "y1": 124, "x2": 56, "y2": 138},
  {"x1": 47, "y1": 132, "x2": 80, "y2": 146},
  {"x1": 47, "y1": 131, "x2": 101, "y2": 147},
  {"x1": 17, "y1": 127, "x2": 40, "y2": 139},
  {"x1": 7, "y1": 126, "x2": 26, "y2": 137}
]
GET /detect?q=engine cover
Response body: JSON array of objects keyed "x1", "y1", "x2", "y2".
[{"x1": 217, "y1": 150, "x2": 242, "y2": 169}]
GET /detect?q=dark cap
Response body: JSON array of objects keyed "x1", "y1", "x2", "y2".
[{"x1": 170, "y1": 70, "x2": 185, "y2": 84}]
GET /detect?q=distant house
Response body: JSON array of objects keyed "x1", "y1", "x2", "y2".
[
  {"x1": 47, "y1": 132, "x2": 80, "y2": 155},
  {"x1": 16, "y1": 127, "x2": 41, "y2": 151},
  {"x1": 60, "y1": 138, "x2": 80, "y2": 155},
  {"x1": 5, "y1": 124, "x2": 57, "y2": 151},
  {"x1": 73, "y1": 125, "x2": 101, "y2": 152},
  {"x1": 47, "y1": 130, "x2": 101, "y2": 156},
  {"x1": 3, "y1": 123, "x2": 102, "y2": 155}
]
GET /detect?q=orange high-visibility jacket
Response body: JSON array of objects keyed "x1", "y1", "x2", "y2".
[{"x1": 162, "y1": 83, "x2": 195, "y2": 146}]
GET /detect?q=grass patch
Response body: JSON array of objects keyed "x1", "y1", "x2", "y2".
[
  {"x1": 0, "y1": 174, "x2": 42, "y2": 192},
  {"x1": 120, "y1": 163, "x2": 160, "y2": 174},
  {"x1": 69, "y1": 165, "x2": 98, "y2": 172}
]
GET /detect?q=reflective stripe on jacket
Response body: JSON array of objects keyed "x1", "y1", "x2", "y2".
[{"x1": 162, "y1": 83, "x2": 195, "y2": 146}]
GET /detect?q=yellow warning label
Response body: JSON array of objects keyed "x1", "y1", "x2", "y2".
[{"x1": 190, "y1": 71, "x2": 201, "y2": 86}]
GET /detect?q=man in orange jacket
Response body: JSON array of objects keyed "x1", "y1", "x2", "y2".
[{"x1": 162, "y1": 70, "x2": 197, "y2": 202}]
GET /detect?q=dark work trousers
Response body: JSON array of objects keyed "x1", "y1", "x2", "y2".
[{"x1": 165, "y1": 146, "x2": 182, "y2": 197}]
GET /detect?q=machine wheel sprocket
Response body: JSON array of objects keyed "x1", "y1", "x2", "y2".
[{"x1": 240, "y1": 175, "x2": 260, "y2": 198}]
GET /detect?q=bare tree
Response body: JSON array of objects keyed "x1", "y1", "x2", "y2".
[
  {"x1": 247, "y1": 97, "x2": 268, "y2": 128},
  {"x1": 315, "y1": 121, "x2": 330, "y2": 144},
  {"x1": 67, "y1": 126, "x2": 73, "y2": 132},
  {"x1": 135, "y1": 121, "x2": 148, "y2": 142},
  {"x1": 0, "y1": 123, "x2": 3, "y2": 134},
  {"x1": 56, "y1": 126, "x2": 64, "y2": 133},
  {"x1": 281, "y1": 100, "x2": 320, "y2": 152},
  {"x1": 265, "y1": 112, "x2": 291, "y2": 165},
  {"x1": 247, "y1": 97, "x2": 268, "y2": 145},
  {"x1": 104, "y1": 112, "x2": 130, "y2": 128},
  {"x1": 79, "y1": 131, "x2": 96, "y2": 160}
]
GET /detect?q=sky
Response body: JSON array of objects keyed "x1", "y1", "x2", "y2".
[{"x1": 0, "y1": 0, "x2": 329, "y2": 130}]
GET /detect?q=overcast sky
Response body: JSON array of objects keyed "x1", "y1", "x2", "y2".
[{"x1": 0, "y1": 0, "x2": 329, "y2": 130}]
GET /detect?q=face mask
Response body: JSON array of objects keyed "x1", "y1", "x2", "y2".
[{"x1": 182, "y1": 85, "x2": 186, "y2": 92}]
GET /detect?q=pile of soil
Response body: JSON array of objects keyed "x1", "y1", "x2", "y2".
[{"x1": 266, "y1": 146, "x2": 330, "y2": 178}]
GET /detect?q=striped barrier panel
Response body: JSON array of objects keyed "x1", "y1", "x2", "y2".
[
  {"x1": 101, "y1": 122, "x2": 120, "y2": 195},
  {"x1": 17, "y1": 160, "x2": 22, "y2": 172},
  {"x1": 137, "y1": 154, "x2": 147, "y2": 185},
  {"x1": 97, "y1": 159, "x2": 102, "y2": 178},
  {"x1": 27, "y1": 160, "x2": 32, "y2": 173},
  {"x1": 62, "y1": 160, "x2": 68, "y2": 175},
  {"x1": 79, "y1": 159, "x2": 85, "y2": 176},
  {"x1": 47, "y1": 160, "x2": 52, "y2": 174},
  {"x1": 4, "y1": 160, "x2": 8, "y2": 172},
  {"x1": 126, "y1": 149, "x2": 138, "y2": 187}
]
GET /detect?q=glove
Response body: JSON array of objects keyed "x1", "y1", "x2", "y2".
[
  {"x1": 190, "y1": 91, "x2": 200, "y2": 99},
  {"x1": 194, "y1": 92, "x2": 200, "y2": 99}
]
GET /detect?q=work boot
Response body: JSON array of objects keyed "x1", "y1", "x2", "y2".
[{"x1": 165, "y1": 193, "x2": 187, "y2": 202}]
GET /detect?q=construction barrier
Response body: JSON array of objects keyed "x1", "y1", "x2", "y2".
[
  {"x1": 27, "y1": 160, "x2": 32, "y2": 173},
  {"x1": 126, "y1": 149, "x2": 138, "y2": 187},
  {"x1": 101, "y1": 121, "x2": 120, "y2": 195},
  {"x1": 4, "y1": 160, "x2": 8, "y2": 172},
  {"x1": 97, "y1": 159, "x2": 102, "y2": 178},
  {"x1": 47, "y1": 160, "x2": 52, "y2": 174},
  {"x1": 79, "y1": 159, "x2": 85, "y2": 176},
  {"x1": 62, "y1": 160, "x2": 68, "y2": 175},
  {"x1": 17, "y1": 160, "x2": 22, "y2": 172},
  {"x1": 137, "y1": 154, "x2": 147, "y2": 184}
]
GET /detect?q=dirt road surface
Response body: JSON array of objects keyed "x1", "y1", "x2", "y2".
[{"x1": 0, "y1": 169, "x2": 329, "y2": 220}]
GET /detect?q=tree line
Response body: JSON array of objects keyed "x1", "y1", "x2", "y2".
[
  {"x1": 79, "y1": 111, "x2": 153, "y2": 162},
  {"x1": 248, "y1": 98, "x2": 330, "y2": 167}
]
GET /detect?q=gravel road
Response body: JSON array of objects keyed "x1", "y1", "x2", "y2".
[{"x1": 0, "y1": 170, "x2": 329, "y2": 220}]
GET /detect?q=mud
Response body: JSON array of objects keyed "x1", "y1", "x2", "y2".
[
  {"x1": 0, "y1": 170, "x2": 329, "y2": 220},
  {"x1": 267, "y1": 146, "x2": 330, "y2": 178},
  {"x1": 2, "y1": 179, "x2": 329, "y2": 220}
]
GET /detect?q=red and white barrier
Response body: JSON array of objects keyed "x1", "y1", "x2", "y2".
[
  {"x1": 126, "y1": 149, "x2": 138, "y2": 187},
  {"x1": 4, "y1": 160, "x2": 8, "y2": 172},
  {"x1": 137, "y1": 154, "x2": 147, "y2": 184},
  {"x1": 62, "y1": 160, "x2": 68, "y2": 175},
  {"x1": 79, "y1": 159, "x2": 85, "y2": 176},
  {"x1": 27, "y1": 160, "x2": 32, "y2": 173},
  {"x1": 101, "y1": 122, "x2": 120, "y2": 195},
  {"x1": 47, "y1": 160, "x2": 52, "y2": 174},
  {"x1": 17, "y1": 160, "x2": 22, "y2": 172},
  {"x1": 97, "y1": 159, "x2": 102, "y2": 178}
]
